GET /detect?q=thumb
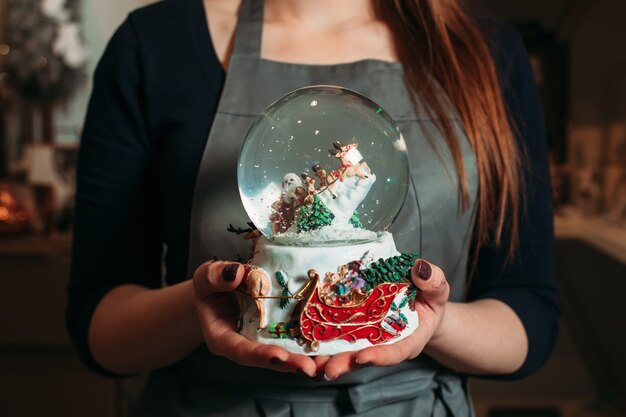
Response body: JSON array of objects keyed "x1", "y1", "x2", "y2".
[
  {"x1": 193, "y1": 261, "x2": 244, "y2": 298},
  {"x1": 410, "y1": 259, "x2": 449, "y2": 301}
]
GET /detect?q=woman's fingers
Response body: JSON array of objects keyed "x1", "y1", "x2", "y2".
[
  {"x1": 323, "y1": 332, "x2": 430, "y2": 379},
  {"x1": 282, "y1": 353, "x2": 318, "y2": 377},
  {"x1": 327, "y1": 332, "x2": 425, "y2": 374},
  {"x1": 355, "y1": 330, "x2": 431, "y2": 367},
  {"x1": 323, "y1": 341, "x2": 415, "y2": 379},
  {"x1": 323, "y1": 351, "x2": 360, "y2": 380},
  {"x1": 356, "y1": 342, "x2": 407, "y2": 367},
  {"x1": 193, "y1": 261, "x2": 244, "y2": 298},
  {"x1": 222, "y1": 333, "x2": 317, "y2": 376},
  {"x1": 313, "y1": 355, "x2": 332, "y2": 373},
  {"x1": 197, "y1": 306, "x2": 317, "y2": 375},
  {"x1": 410, "y1": 259, "x2": 449, "y2": 307}
]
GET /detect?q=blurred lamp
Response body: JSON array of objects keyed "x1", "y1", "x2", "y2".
[{"x1": 0, "y1": 181, "x2": 30, "y2": 235}]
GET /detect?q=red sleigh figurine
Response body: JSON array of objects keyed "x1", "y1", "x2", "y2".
[{"x1": 294, "y1": 270, "x2": 414, "y2": 352}]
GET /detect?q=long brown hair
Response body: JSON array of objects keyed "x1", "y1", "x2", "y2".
[{"x1": 374, "y1": 0, "x2": 522, "y2": 261}]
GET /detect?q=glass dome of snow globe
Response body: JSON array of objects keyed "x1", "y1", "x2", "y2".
[{"x1": 238, "y1": 85, "x2": 409, "y2": 246}]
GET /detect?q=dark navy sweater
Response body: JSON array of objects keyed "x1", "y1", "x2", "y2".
[{"x1": 66, "y1": 0, "x2": 559, "y2": 380}]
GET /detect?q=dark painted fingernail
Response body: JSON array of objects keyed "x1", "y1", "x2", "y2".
[
  {"x1": 270, "y1": 357, "x2": 284, "y2": 366},
  {"x1": 314, "y1": 372, "x2": 325, "y2": 382},
  {"x1": 416, "y1": 260, "x2": 432, "y2": 280},
  {"x1": 222, "y1": 264, "x2": 240, "y2": 282}
]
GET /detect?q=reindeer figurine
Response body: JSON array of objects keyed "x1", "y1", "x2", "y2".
[
  {"x1": 297, "y1": 173, "x2": 317, "y2": 207},
  {"x1": 312, "y1": 164, "x2": 337, "y2": 199},
  {"x1": 311, "y1": 164, "x2": 328, "y2": 188},
  {"x1": 227, "y1": 222, "x2": 262, "y2": 259},
  {"x1": 225, "y1": 225, "x2": 270, "y2": 329},
  {"x1": 237, "y1": 265, "x2": 271, "y2": 329},
  {"x1": 327, "y1": 141, "x2": 371, "y2": 184}
]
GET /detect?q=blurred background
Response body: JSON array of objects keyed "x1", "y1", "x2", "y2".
[{"x1": 0, "y1": 0, "x2": 625, "y2": 416}]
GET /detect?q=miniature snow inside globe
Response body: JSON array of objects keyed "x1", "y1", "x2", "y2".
[{"x1": 236, "y1": 85, "x2": 419, "y2": 355}]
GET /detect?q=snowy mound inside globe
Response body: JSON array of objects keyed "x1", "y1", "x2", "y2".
[{"x1": 250, "y1": 140, "x2": 378, "y2": 245}]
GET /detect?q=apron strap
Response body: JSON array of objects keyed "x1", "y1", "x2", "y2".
[{"x1": 232, "y1": 0, "x2": 264, "y2": 58}]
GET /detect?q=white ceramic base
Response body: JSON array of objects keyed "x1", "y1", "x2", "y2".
[{"x1": 239, "y1": 232, "x2": 419, "y2": 355}]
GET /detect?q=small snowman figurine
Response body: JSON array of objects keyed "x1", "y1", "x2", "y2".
[{"x1": 269, "y1": 173, "x2": 303, "y2": 234}]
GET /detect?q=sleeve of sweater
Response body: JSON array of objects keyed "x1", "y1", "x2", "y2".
[
  {"x1": 65, "y1": 15, "x2": 162, "y2": 376},
  {"x1": 466, "y1": 19, "x2": 560, "y2": 380}
]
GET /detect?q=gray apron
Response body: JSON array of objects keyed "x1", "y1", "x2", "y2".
[{"x1": 140, "y1": 0, "x2": 478, "y2": 415}]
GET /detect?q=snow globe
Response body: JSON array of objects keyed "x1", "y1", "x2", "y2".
[{"x1": 236, "y1": 86, "x2": 419, "y2": 355}]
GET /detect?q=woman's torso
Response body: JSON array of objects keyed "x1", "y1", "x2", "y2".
[
  {"x1": 67, "y1": 0, "x2": 488, "y2": 414},
  {"x1": 68, "y1": 0, "x2": 558, "y2": 412}
]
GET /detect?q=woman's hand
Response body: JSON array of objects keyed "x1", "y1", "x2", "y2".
[
  {"x1": 193, "y1": 260, "x2": 318, "y2": 377},
  {"x1": 320, "y1": 259, "x2": 450, "y2": 381}
]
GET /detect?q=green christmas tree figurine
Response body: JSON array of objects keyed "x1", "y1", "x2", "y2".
[
  {"x1": 362, "y1": 253, "x2": 419, "y2": 291},
  {"x1": 297, "y1": 195, "x2": 335, "y2": 232}
]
